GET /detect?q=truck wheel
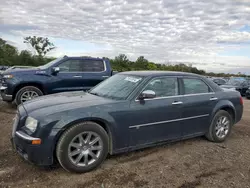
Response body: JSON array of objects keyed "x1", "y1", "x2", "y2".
[
  {"x1": 56, "y1": 121, "x2": 109, "y2": 173},
  {"x1": 15, "y1": 86, "x2": 43, "y2": 105},
  {"x1": 205, "y1": 110, "x2": 233, "y2": 143}
]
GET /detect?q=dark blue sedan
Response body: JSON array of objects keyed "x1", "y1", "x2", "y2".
[{"x1": 11, "y1": 71, "x2": 243, "y2": 173}]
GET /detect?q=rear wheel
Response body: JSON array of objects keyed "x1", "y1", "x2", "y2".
[
  {"x1": 205, "y1": 110, "x2": 233, "y2": 142},
  {"x1": 15, "y1": 86, "x2": 43, "y2": 105},
  {"x1": 56, "y1": 122, "x2": 109, "y2": 173}
]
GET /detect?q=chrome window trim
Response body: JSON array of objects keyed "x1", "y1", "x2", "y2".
[
  {"x1": 135, "y1": 92, "x2": 215, "y2": 102},
  {"x1": 134, "y1": 76, "x2": 216, "y2": 102},
  {"x1": 58, "y1": 59, "x2": 107, "y2": 74},
  {"x1": 129, "y1": 114, "x2": 210, "y2": 129}
]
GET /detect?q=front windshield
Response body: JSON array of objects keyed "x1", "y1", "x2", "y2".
[
  {"x1": 38, "y1": 57, "x2": 64, "y2": 69},
  {"x1": 89, "y1": 74, "x2": 144, "y2": 100}
]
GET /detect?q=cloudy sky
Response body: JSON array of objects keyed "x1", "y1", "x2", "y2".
[{"x1": 1, "y1": 0, "x2": 250, "y2": 74}]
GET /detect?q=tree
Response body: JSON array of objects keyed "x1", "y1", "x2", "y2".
[
  {"x1": 111, "y1": 54, "x2": 130, "y2": 71},
  {"x1": 147, "y1": 62, "x2": 157, "y2": 70},
  {"x1": 24, "y1": 36, "x2": 55, "y2": 57},
  {"x1": 134, "y1": 56, "x2": 149, "y2": 70},
  {"x1": 0, "y1": 38, "x2": 18, "y2": 66}
]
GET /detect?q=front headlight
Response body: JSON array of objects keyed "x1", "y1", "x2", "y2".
[
  {"x1": 3, "y1": 74, "x2": 14, "y2": 79},
  {"x1": 25, "y1": 116, "x2": 38, "y2": 132}
]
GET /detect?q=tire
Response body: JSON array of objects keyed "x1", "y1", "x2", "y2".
[
  {"x1": 205, "y1": 110, "x2": 233, "y2": 143},
  {"x1": 56, "y1": 121, "x2": 109, "y2": 173},
  {"x1": 15, "y1": 86, "x2": 43, "y2": 105}
]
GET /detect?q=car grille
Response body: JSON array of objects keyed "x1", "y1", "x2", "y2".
[{"x1": 12, "y1": 113, "x2": 20, "y2": 137}]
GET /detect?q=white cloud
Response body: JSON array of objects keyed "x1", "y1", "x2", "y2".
[{"x1": 1, "y1": 0, "x2": 250, "y2": 73}]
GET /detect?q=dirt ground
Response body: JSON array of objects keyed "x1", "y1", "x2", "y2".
[{"x1": 0, "y1": 99, "x2": 250, "y2": 188}]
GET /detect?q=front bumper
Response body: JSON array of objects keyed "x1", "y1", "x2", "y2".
[
  {"x1": 0, "y1": 86, "x2": 13, "y2": 101},
  {"x1": 11, "y1": 131, "x2": 54, "y2": 166}
]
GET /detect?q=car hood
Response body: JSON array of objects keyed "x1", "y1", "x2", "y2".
[
  {"x1": 3, "y1": 67, "x2": 45, "y2": 75},
  {"x1": 22, "y1": 91, "x2": 114, "y2": 116}
]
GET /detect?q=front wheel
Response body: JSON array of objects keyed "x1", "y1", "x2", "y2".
[
  {"x1": 205, "y1": 110, "x2": 233, "y2": 142},
  {"x1": 56, "y1": 122, "x2": 109, "y2": 173},
  {"x1": 15, "y1": 86, "x2": 43, "y2": 105}
]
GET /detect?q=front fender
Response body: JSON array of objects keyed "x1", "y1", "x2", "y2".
[{"x1": 46, "y1": 110, "x2": 118, "y2": 154}]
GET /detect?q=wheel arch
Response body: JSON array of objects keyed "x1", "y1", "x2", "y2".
[
  {"x1": 13, "y1": 82, "x2": 45, "y2": 99},
  {"x1": 53, "y1": 117, "x2": 115, "y2": 156},
  {"x1": 211, "y1": 100, "x2": 236, "y2": 124}
]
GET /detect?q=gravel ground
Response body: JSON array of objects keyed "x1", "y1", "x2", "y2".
[{"x1": 0, "y1": 99, "x2": 250, "y2": 188}]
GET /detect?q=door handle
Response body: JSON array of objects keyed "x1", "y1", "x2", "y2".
[
  {"x1": 73, "y1": 76, "x2": 82, "y2": 78},
  {"x1": 210, "y1": 97, "x2": 218, "y2": 101},
  {"x1": 172, "y1": 101, "x2": 183, "y2": 105}
]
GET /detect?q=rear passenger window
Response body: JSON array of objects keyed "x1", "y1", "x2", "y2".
[
  {"x1": 143, "y1": 77, "x2": 178, "y2": 97},
  {"x1": 58, "y1": 60, "x2": 81, "y2": 72},
  {"x1": 183, "y1": 78, "x2": 210, "y2": 94},
  {"x1": 81, "y1": 60, "x2": 105, "y2": 72}
]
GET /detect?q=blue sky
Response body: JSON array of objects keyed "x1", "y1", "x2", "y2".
[{"x1": 1, "y1": 0, "x2": 250, "y2": 74}]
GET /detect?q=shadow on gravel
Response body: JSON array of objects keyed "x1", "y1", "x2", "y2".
[
  {"x1": 178, "y1": 168, "x2": 229, "y2": 188},
  {"x1": 76, "y1": 169, "x2": 148, "y2": 188}
]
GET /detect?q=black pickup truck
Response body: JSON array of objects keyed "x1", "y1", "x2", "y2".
[{"x1": 0, "y1": 56, "x2": 115, "y2": 105}]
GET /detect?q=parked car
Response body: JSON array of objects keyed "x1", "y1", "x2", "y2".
[
  {"x1": 0, "y1": 56, "x2": 114, "y2": 105},
  {"x1": 209, "y1": 77, "x2": 227, "y2": 86},
  {"x1": 0, "y1": 65, "x2": 9, "y2": 71},
  {"x1": 0, "y1": 66, "x2": 9, "y2": 75},
  {"x1": 11, "y1": 71, "x2": 243, "y2": 173},
  {"x1": 220, "y1": 78, "x2": 249, "y2": 96},
  {"x1": 246, "y1": 88, "x2": 250, "y2": 99}
]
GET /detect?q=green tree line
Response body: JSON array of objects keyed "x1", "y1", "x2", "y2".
[
  {"x1": 0, "y1": 37, "x2": 55, "y2": 67},
  {"x1": 0, "y1": 37, "x2": 248, "y2": 77}
]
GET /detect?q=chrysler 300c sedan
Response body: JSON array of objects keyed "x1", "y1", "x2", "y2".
[{"x1": 11, "y1": 71, "x2": 243, "y2": 173}]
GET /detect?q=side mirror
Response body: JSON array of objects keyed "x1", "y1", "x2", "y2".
[
  {"x1": 52, "y1": 67, "x2": 60, "y2": 74},
  {"x1": 138, "y1": 90, "x2": 156, "y2": 100}
]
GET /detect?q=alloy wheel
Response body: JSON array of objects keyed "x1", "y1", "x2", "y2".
[
  {"x1": 215, "y1": 116, "x2": 230, "y2": 139},
  {"x1": 68, "y1": 131, "x2": 103, "y2": 167},
  {"x1": 20, "y1": 91, "x2": 39, "y2": 103}
]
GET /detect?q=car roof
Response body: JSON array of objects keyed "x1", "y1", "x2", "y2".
[
  {"x1": 65, "y1": 56, "x2": 103, "y2": 60},
  {"x1": 120, "y1": 71, "x2": 202, "y2": 77}
]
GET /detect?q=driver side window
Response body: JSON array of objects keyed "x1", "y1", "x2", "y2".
[{"x1": 143, "y1": 77, "x2": 178, "y2": 98}]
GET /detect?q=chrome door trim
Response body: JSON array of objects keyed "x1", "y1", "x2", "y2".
[
  {"x1": 172, "y1": 101, "x2": 183, "y2": 105},
  {"x1": 129, "y1": 114, "x2": 210, "y2": 129},
  {"x1": 210, "y1": 97, "x2": 218, "y2": 101},
  {"x1": 135, "y1": 92, "x2": 215, "y2": 102}
]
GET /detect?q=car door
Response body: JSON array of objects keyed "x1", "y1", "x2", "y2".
[
  {"x1": 179, "y1": 77, "x2": 218, "y2": 137},
  {"x1": 128, "y1": 76, "x2": 183, "y2": 147},
  {"x1": 50, "y1": 59, "x2": 85, "y2": 93}
]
